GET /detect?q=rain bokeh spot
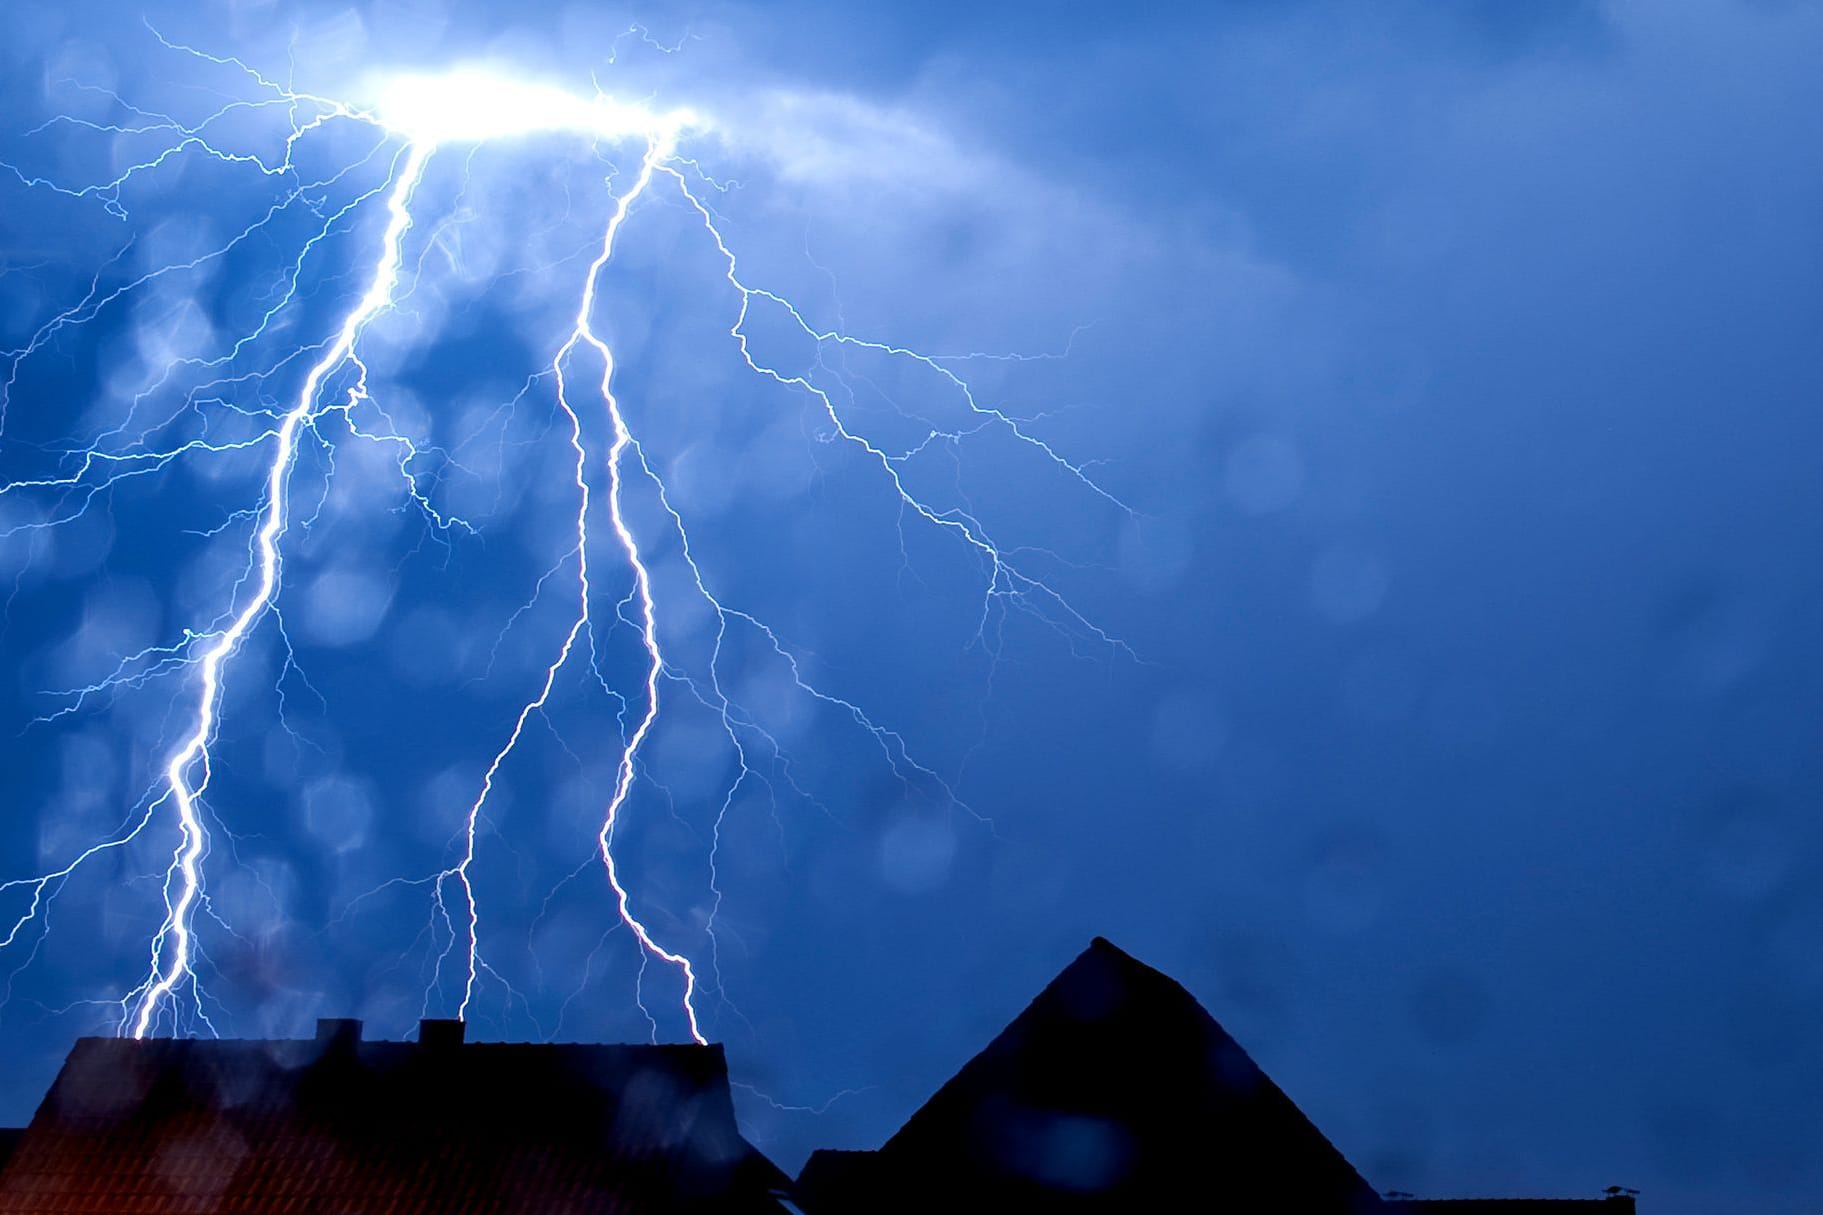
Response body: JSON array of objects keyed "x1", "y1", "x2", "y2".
[
  {"x1": 1013, "y1": 1114, "x2": 1131, "y2": 1192},
  {"x1": 1223, "y1": 434, "x2": 1305, "y2": 515},
  {"x1": 879, "y1": 814, "x2": 957, "y2": 895},
  {"x1": 302, "y1": 776, "x2": 376, "y2": 853},
  {"x1": 300, "y1": 567, "x2": 396, "y2": 648}
]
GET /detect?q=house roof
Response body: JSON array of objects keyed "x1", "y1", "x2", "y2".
[
  {"x1": 0, "y1": 1020, "x2": 790, "y2": 1214},
  {"x1": 1386, "y1": 1202, "x2": 1637, "y2": 1212},
  {"x1": 798, "y1": 936, "x2": 1386, "y2": 1212}
]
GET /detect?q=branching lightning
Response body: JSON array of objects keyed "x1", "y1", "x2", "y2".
[{"x1": 0, "y1": 32, "x2": 1130, "y2": 1054}]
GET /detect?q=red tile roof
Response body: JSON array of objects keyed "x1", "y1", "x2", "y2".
[{"x1": 0, "y1": 1025, "x2": 790, "y2": 1214}]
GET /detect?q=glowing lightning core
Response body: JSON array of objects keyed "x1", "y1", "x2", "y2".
[{"x1": 371, "y1": 69, "x2": 698, "y2": 147}]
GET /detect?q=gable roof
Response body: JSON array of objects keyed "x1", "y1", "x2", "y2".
[
  {"x1": 0, "y1": 1021, "x2": 790, "y2": 1214},
  {"x1": 799, "y1": 936, "x2": 1385, "y2": 1212}
]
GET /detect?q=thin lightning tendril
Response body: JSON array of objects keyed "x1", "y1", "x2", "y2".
[{"x1": 0, "y1": 39, "x2": 1129, "y2": 1049}]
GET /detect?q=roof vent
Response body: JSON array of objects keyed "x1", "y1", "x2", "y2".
[
  {"x1": 419, "y1": 1019, "x2": 465, "y2": 1048},
  {"x1": 315, "y1": 1018, "x2": 363, "y2": 1048}
]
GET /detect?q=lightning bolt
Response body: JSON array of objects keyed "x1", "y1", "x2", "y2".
[
  {"x1": 0, "y1": 33, "x2": 1130, "y2": 1050},
  {"x1": 125, "y1": 142, "x2": 434, "y2": 1038}
]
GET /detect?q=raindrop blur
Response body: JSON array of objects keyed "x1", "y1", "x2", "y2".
[
  {"x1": 1223, "y1": 435, "x2": 1304, "y2": 515},
  {"x1": 879, "y1": 815, "x2": 957, "y2": 894},
  {"x1": 300, "y1": 567, "x2": 396, "y2": 647},
  {"x1": 302, "y1": 776, "x2": 376, "y2": 853}
]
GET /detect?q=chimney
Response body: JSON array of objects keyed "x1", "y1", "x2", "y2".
[
  {"x1": 315, "y1": 1018, "x2": 363, "y2": 1050},
  {"x1": 419, "y1": 1019, "x2": 466, "y2": 1049}
]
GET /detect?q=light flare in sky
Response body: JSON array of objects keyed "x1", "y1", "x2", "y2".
[{"x1": 367, "y1": 69, "x2": 701, "y2": 147}]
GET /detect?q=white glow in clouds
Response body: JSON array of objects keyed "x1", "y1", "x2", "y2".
[{"x1": 369, "y1": 68, "x2": 701, "y2": 146}]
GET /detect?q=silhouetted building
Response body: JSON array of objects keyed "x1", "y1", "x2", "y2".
[
  {"x1": 795, "y1": 938, "x2": 1635, "y2": 1215},
  {"x1": 798, "y1": 936, "x2": 1386, "y2": 1212},
  {"x1": 0, "y1": 940, "x2": 1636, "y2": 1213},
  {"x1": 0, "y1": 1017, "x2": 791, "y2": 1214}
]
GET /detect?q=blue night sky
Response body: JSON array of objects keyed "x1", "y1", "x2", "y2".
[{"x1": 1, "y1": 2, "x2": 1820, "y2": 1211}]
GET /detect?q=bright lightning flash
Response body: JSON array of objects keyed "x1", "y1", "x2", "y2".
[
  {"x1": 0, "y1": 39, "x2": 1129, "y2": 1055},
  {"x1": 370, "y1": 69, "x2": 699, "y2": 147}
]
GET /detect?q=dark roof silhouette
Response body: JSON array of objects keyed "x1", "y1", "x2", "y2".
[
  {"x1": 0, "y1": 942, "x2": 1639, "y2": 1213},
  {"x1": 1378, "y1": 1196, "x2": 1640, "y2": 1204},
  {"x1": 797, "y1": 936, "x2": 1387, "y2": 1213},
  {"x1": 0, "y1": 1018, "x2": 790, "y2": 1214}
]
